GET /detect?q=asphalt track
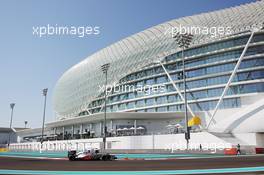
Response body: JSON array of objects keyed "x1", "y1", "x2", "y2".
[{"x1": 0, "y1": 155, "x2": 264, "y2": 174}]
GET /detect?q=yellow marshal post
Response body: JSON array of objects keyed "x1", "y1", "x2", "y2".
[{"x1": 188, "y1": 116, "x2": 201, "y2": 127}]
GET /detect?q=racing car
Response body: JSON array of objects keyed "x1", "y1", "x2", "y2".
[{"x1": 67, "y1": 148, "x2": 117, "y2": 161}]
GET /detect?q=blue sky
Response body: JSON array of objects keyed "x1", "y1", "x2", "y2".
[{"x1": 0, "y1": 0, "x2": 254, "y2": 128}]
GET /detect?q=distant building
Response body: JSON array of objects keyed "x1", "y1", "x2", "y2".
[{"x1": 0, "y1": 128, "x2": 25, "y2": 146}]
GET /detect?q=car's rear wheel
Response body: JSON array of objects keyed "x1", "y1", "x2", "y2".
[
  {"x1": 69, "y1": 156, "x2": 75, "y2": 161},
  {"x1": 102, "y1": 155, "x2": 106, "y2": 161}
]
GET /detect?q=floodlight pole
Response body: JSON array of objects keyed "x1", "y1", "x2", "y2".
[
  {"x1": 174, "y1": 33, "x2": 193, "y2": 150},
  {"x1": 41, "y1": 88, "x2": 48, "y2": 149},
  {"x1": 8, "y1": 103, "x2": 15, "y2": 148},
  {"x1": 182, "y1": 47, "x2": 190, "y2": 150},
  {"x1": 101, "y1": 63, "x2": 110, "y2": 152}
]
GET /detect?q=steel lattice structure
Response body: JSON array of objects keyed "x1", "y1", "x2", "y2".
[{"x1": 53, "y1": 1, "x2": 264, "y2": 119}]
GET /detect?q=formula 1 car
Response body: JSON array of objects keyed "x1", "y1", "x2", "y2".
[{"x1": 67, "y1": 148, "x2": 117, "y2": 161}]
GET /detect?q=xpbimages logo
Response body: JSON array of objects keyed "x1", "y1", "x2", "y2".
[
  {"x1": 98, "y1": 83, "x2": 166, "y2": 95},
  {"x1": 32, "y1": 24, "x2": 100, "y2": 37},
  {"x1": 164, "y1": 24, "x2": 233, "y2": 38}
]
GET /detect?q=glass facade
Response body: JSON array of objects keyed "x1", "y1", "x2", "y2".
[{"x1": 80, "y1": 33, "x2": 264, "y2": 115}]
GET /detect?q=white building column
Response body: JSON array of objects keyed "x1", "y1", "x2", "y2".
[
  {"x1": 80, "y1": 124, "x2": 83, "y2": 139},
  {"x1": 90, "y1": 123, "x2": 93, "y2": 131},
  {"x1": 62, "y1": 126, "x2": 65, "y2": 140},
  {"x1": 72, "y1": 125, "x2": 74, "y2": 139},
  {"x1": 110, "y1": 120, "x2": 113, "y2": 130},
  {"x1": 54, "y1": 127, "x2": 57, "y2": 140},
  {"x1": 100, "y1": 122, "x2": 102, "y2": 136},
  {"x1": 134, "y1": 120, "x2": 137, "y2": 134}
]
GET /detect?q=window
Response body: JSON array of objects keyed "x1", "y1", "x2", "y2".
[
  {"x1": 240, "y1": 58, "x2": 264, "y2": 69},
  {"x1": 155, "y1": 66, "x2": 163, "y2": 74},
  {"x1": 207, "y1": 76, "x2": 228, "y2": 86},
  {"x1": 166, "y1": 54, "x2": 177, "y2": 62},
  {"x1": 145, "y1": 78, "x2": 155, "y2": 85},
  {"x1": 156, "y1": 96, "x2": 167, "y2": 104},
  {"x1": 168, "y1": 105, "x2": 177, "y2": 111},
  {"x1": 157, "y1": 106, "x2": 167, "y2": 112},
  {"x1": 126, "y1": 74, "x2": 135, "y2": 81},
  {"x1": 188, "y1": 90, "x2": 207, "y2": 100},
  {"x1": 166, "y1": 85, "x2": 174, "y2": 92},
  {"x1": 146, "y1": 98, "x2": 155, "y2": 106},
  {"x1": 250, "y1": 70, "x2": 264, "y2": 80},
  {"x1": 136, "y1": 100, "x2": 145, "y2": 107},
  {"x1": 168, "y1": 95, "x2": 177, "y2": 103},
  {"x1": 187, "y1": 68, "x2": 205, "y2": 78},
  {"x1": 146, "y1": 108, "x2": 155, "y2": 112},
  {"x1": 92, "y1": 108, "x2": 100, "y2": 114},
  {"x1": 145, "y1": 69, "x2": 155, "y2": 76},
  {"x1": 222, "y1": 98, "x2": 241, "y2": 108},
  {"x1": 112, "y1": 105, "x2": 118, "y2": 112},
  {"x1": 176, "y1": 105, "x2": 183, "y2": 111},
  {"x1": 227, "y1": 86, "x2": 239, "y2": 95},
  {"x1": 170, "y1": 73, "x2": 180, "y2": 81},
  {"x1": 136, "y1": 81, "x2": 144, "y2": 87},
  {"x1": 111, "y1": 96, "x2": 119, "y2": 103},
  {"x1": 207, "y1": 63, "x2": 235, "y2": 74},
  {"x1": 180, "y1": 34, "x2": 256, "y2": 58},
  {"x1": 166, "y1": 63, "x2": 177, "y2": 70},
  {"x1": 119, "y1": 103, "x2": 126, "y2": 110},
  {"x1": 136, "y1": 72, "x2": 145, "y2": 79},
  {"x1": 128, "y1": 92, "x2": 135, "y2": 99},
  {"x1": 136, "y1": 91, "x2": 145, "y2": 98},
  {"x1": 156, "y1": 76, "x2": 167, "y2": 84},
  {"x1": 119, "y1": 94, "x2": 127, "y2": 101},
  {"x1": 208, "y1": 88, "x2": 223, "y2": 97},
  {"x1": 106, "y1": 106, "x2": 111, "y2": 112},
  {"x1": 127, "y1": 102, "x2": 135, "y2": 109},
  {"x1": 186, "y1": 58, "x2": 205, "y2": 68},
  {"x1": 239, "y1": 83, "x2": 264, "y2": 94},
  {"x1": 187, "y1": 79, "x2": 206, "y2": 89}
]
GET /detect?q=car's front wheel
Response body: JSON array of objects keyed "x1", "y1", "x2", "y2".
[{"x1": 102, "y1": 154, "x2": 112, "y2": 161}]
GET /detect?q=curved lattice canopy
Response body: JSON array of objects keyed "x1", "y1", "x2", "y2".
[{"x1": 53, "y1": 1, "x2": 264, "y2": 119}]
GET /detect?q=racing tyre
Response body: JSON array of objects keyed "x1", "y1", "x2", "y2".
[
  {"x1": 69, "y1": 155, "x2": 75, "y2": 161},
  {"x1": 102, "y1": 155, "x2": 111, "y2": 161}
]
